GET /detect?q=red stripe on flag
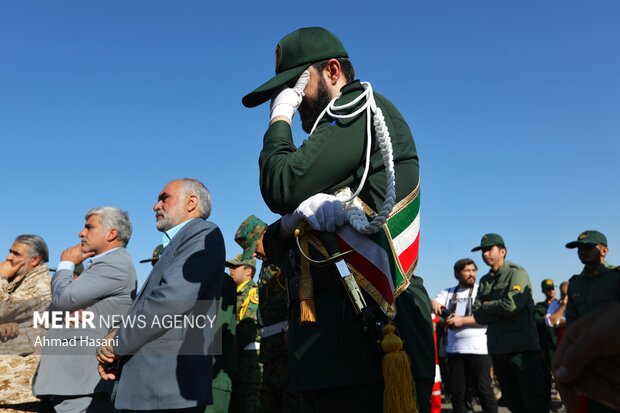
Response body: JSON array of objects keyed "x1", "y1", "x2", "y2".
[
  {"x1": 398, "y1": 231, "x2": 420, "y2": 273},
  {"x1": 335, "y1": 236, "x2": 395, "y2": 305}
]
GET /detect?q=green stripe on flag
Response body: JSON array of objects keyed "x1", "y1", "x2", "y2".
[
  {"x1": 387, "y1": 195, "x2": 420, "y2": 239},
  {"x1": 371, "y1": 231, "x2": 404, "y2": 287}
]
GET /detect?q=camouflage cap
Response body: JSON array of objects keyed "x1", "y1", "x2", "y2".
[
  {"x1": 565, "y1": 230, "x2": 608, "y2": 249},
  {"x1": 139, "y1": 244, "x2": 164, "y2": 263},
  {"x1": 541, "y1": 279, "x2": 555, "y2": 291},
  {"x1": 471, "y1": 233, "x2": 506, "y2": 252},
  {"x1": 225, "y1": 254, "x2": 256, "y2": 268},
  {"x1": 235, "y1": 215, "x2": 267, "y2": 260}
]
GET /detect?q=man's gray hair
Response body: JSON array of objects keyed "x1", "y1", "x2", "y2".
[
  {"x1": 85, "y1": 207, "x2": 132, "y2": 246},
  {"x1": 15, "y1": 234, "x2": 50, "y2": 262},
  {"x1": 181, "y1": 178, "x2": 212, "y2": 219},
  {"x1": 15, "y1": 234, "x2": 49, "y2": 263}
]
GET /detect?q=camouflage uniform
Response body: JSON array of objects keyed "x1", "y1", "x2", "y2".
[
  {"x1": 258, "y1": 263, "x2": 300, "y2": 413},
  {"x1": 234, "y1": 215, "x2": 300, "y2": 413},
  {"x1": 0, "y1": 263, "x2": 51, "y2": 408},
  {"x1": 228, "y1": 255, "x2": 261, "y2": 413}
]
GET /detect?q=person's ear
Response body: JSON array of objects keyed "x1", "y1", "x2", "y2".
[
  {"x1": 324, "y1": 58, "x2": 342, "y2": 86},
  {"x1": 186, "y1": 194, "x2": 198, "y2": 213}
]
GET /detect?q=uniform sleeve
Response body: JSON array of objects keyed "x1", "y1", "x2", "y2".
[
  {"x1": 0, "y1": 274, "x2": 51, "y2": 324},
  {"x1": 236, "y1": 299, "x2": 259, "y2": 350},
  {"x1": 472, "y1": 277, "x2": 493, "y2": 324},
  {"x1": 564, "y1": 281, "x2": 578, "y2": 325},
  {"x1": 476, "y1": 268, "x2": 532, "y2": 319},
  {"x1": 532, "y1": 303, "x2": 547, "y2": 327},
  {"x1": 259, "y1": 119, "x2": 366, "y2": 215}
]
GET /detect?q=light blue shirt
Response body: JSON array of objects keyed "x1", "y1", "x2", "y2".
[{"x1": 162, "y1": 219, "x2": 194, "y2": 248}]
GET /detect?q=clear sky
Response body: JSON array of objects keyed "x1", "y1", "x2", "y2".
[{"x1": 1, "y1": 1, "x2": 618, "y2": 302}]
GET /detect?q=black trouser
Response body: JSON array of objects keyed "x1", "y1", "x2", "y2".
[
  {"x1": 540, "y1": 347, "x2": 554, "y2": 403},
  {"x1": 492, "y1": 351, "x2": 548, "y2": 413},
  {"x1": 447, "y1": 353, "x2": 497, "y2": 413}
]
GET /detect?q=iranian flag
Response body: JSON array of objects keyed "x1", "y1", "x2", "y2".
[{"x1": 334, "y1": 193, "x2": 420, "y2": 312}]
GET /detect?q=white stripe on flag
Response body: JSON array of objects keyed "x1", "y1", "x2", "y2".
[
  {"x1": 392, "y1": 213, "x2": 421, "y2": 256},
  {"x1": 336, "y1": 225, "x2": 395, "y2": 291}
]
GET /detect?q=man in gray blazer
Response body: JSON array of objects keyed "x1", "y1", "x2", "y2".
[
  {"x1": 97, "y1": 178, "x2": 225, "y2": 413},
  {"x1": 33, "y1": 207, "x2": 137, "y2": 412}
]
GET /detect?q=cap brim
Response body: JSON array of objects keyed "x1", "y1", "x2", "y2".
[
  {"x1": 241, "y1": 244, "x2": 257, "y2": 261},
  {"x1": 242, "y1": 64, "x2": 308, "y2": 108},
  {"x1": 565, "y1": 241, "x2": 598, "y2": 249},
  {"x1": 139, "y1": 257, "x2": 158, "y2": 263},
  {"x1": 471, "y1": 246, "x2": 482, "y2": 252}
]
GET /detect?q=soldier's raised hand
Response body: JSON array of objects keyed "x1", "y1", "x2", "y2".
[{"x1": 269, "y1": 70, "x2": 310, "y2": 124}]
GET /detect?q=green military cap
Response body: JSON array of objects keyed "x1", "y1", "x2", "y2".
[
  {"x1": 242, "y1": 27, "x2": 349, "y2": 108},
  {"x1": 565, "y1": 230, "x2": 608, "y2": 249},
  {"x1": 235, "y1": 215, "x2": 267, "y2": 260},
  {"x1": 225, "y1": 254, "x2": 256, "y2": 268},
  {"x1": 139, "y1": 244, "x2": 164, "y2": 263},
  {"x1": 541, "y1": 279, "x2": 555, "y2": 291},
  {"x1": 471, "y1": 233, "x2": 506, "y2": 252}
]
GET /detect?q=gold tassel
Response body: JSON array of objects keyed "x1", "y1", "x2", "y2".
[
  {"x1": 296, "y1": 226, "x2": 317, "y2": 323},
  {"x1": 381, "y1": 323, "x2": 417, "y2": 413}
]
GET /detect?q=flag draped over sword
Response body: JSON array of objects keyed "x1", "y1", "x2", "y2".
[{"x1": 307, "y1": 187, "x2": 420, "y2": 316}]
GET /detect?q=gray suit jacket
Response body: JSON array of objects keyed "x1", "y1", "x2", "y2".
[
  {"x1": 33, "y1": 247, "x2": 137, "y2": 396},
  {"x1": 113, "y1": 219, "x2": 225, "y2": 410}
]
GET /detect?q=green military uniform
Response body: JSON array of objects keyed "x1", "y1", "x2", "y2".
[
  {"x1": 205, "y1": 275, "x2": 237, "y2": 413},
  {"x1": 565, "y1": 230, "x2": 620, "y2": 413},
  {"x1": 227, "y1": 256, "x2": 261, "y2": 413},
  {"x1": 471, "y1": 234, "x2": 547, "y2": 413},
  {"x1": 533, "y1": 279, "x2": 558, "y2": 406},
  {"x1": 245, "y1": 27, "x2": 434, "y2": 413}
]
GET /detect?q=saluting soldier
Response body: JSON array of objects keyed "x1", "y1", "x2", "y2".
[
  {"x1": 233, "y1": 215, "x2": 300, "y2": 413},
  {"x1": 242, "y1": 27, "x2": 434, "y2": 412},
  {"x1": 562, "y1": 230, "x2": 620, "y2": 413},
  {"x1": 471, "y1": 233, "x2": 548, "y2": 413},
  {"x1": 227, "y1": 255, "x2": 261, "y2": 413}
]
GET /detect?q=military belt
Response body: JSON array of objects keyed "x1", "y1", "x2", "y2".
[{"x1": 259, "y1": 321, "x2": 288, "y2": 338}]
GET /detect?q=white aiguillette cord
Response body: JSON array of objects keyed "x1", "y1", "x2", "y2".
[{"x1": 310, "y1": 82, "x2": 396, "y2": 235}]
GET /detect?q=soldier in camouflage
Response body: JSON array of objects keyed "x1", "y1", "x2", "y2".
[
  {"x1": 234, "y1": 215, "x2": 300, "y2": 413},
  {"x1": 0, "y1": 235, "x2": 52, "y2": 412},
  {"x1": 227, "y1": 254, "x2": 261, "y2": 413}
]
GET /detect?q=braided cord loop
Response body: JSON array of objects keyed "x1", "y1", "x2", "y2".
[{"x1": 310, "y1": 82, "x2": 396, "y2": 235}]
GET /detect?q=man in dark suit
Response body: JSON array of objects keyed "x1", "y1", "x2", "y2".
[
  {"x1": 34, "y1": 207, "x2": 137, "y2": 412},
  {"x1": 96, "y1": 178, "x2": 225, "y2": 413}
]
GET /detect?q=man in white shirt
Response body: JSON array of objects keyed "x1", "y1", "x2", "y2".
[{"x1": 432, "y1": 258, "x2": 498, "y2": 413}]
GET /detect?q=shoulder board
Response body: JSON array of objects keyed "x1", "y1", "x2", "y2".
[{"x1": 507, "y1": 262, "x2": 523, "y2": 270}]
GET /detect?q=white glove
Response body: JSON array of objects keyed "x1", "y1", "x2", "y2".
[
  {"x1": 269, "y1": 70, "x2": 310, "y2": 123},
  {"x1": 281, "y1": 193, "x2": 346, "y2": 235}
]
